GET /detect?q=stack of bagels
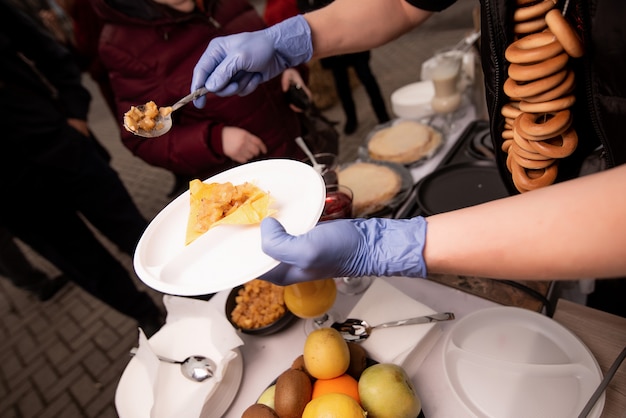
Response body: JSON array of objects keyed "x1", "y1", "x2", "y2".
[{"x1": 501, "y1": 0, "x2": 583, "y2": 192}]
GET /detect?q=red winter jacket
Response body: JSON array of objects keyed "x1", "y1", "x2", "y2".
[{"x1": 91, "y1": 0, "x2": 306, "y2": 179}]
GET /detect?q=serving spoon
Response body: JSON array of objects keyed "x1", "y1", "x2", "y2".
[
  {"x1": 295, "y1": 136, "x2": 324, "y2": 175},
  {"x1": 129, "y1": 347, "x2": 216, "y2": 383},
  {"x1": 124, "y1": 87, "x2": 209, "y2": 138},
  {"x1": 332, "y1": 312, "x2": 455, "y2": 342}
]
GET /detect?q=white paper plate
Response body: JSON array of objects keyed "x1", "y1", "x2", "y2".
[
  {"x1": 115, "y1": 319, "x2": 244, "y2": 418},
  {"x1": 134, "y1": 159, "x2": 326, "y2": 296},
  {"x1": 442, "y1": 307, "x2": 604, "y2": 418}
]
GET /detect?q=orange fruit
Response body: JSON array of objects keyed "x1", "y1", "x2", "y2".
[
  {"x1": 312, "y1": 373, "x2": 360, "y2": 404},
  {"x1": 302, "y1": 393, "x2": 366, "y2": 418}
]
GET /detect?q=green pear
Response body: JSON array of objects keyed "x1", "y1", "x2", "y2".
[
  {"x1": 257, "y1": 384, "x2": 276, "y2": 409},
  {"x1": 358, "y1": 363, "x2": 421, "y2": 418}
]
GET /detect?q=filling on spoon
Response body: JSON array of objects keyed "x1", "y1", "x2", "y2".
[{"x1": 123, "y1": 100, "x2": 172, "y2": 134}]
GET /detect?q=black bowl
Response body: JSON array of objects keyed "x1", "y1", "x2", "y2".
[{"x1": 225, "y1": 285, "x2": 297, "y2": 336}]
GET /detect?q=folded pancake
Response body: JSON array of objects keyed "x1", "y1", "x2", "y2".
[{"x1": 185, "y1": 180, "x2": 274, "y2": 245}]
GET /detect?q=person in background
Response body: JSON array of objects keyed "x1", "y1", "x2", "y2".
[
  {"x1": 0, "y1": 0, "x2": 164, "y2": 336},
  {"x1": 90, "y1": 0, "x2": 310, "y2": 197},
  {"x1": 297, "y1": 0, "x2": 390, "y2": 135},
  {"x1": 263, "y1": 0, "x2": 300, "y2": 26},
  {"x1": 0, "y1": 226, "x2": 68, "y2": 302},
  {"x1": 188, "y1": 0, "x2": 626, "y2": 311}
]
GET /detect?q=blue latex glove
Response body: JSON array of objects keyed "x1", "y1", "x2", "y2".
[
  {"x1": 191, "y1": 15, "x2": 313, "y2": 107},
  {"x1": 259, "y1": 217, "x2": 428, "y2": 285}
]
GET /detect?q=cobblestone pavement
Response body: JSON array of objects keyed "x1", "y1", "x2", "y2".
[{"x1": 0, "y1": 2, "x2": 475, "y2": 416}]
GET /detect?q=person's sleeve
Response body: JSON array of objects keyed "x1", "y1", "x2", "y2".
[{"x1": 404, "y1": 0, "x2": 457, "y2": 12}]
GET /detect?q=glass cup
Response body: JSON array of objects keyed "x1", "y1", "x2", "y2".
[
  {"x1": 284, "y1": 278, "x2": 338, "y2": 334},
  {"x1": 430, "y1": 48, "x2": 465, "y2": 132},
  {"x1": 320, "y1": 184, "x2": 353, "y2": 222},
  {"x1": 302, "y1": 153, "x2": 339, "y2": 185}
]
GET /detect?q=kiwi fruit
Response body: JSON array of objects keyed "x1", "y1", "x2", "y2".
[
  {"x1": 290, "y1": 354, "x2": 312, "y2": 378},
  {"x1": 346, "y1": 342, "x2": 368, "y2": 379},
  {"x1": 241, "y1": 403, "x2": 279, "y2": 418},
  {"x1": 274, "y1": 368, "x2": 312, "y2": 418}
]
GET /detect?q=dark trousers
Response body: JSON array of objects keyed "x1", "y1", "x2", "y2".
[
  {"x1": 325, "y1": 51, "x2": 390, "y2": 124},
  {"x1": 0, "y1": 128, "x2": 160, "y2": 321},
  {"x1": 0, "y1": 225, "x2": 49, "y2": 290}
]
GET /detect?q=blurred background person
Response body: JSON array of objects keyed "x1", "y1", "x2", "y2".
[
  {"x1": 0, "y1": 226, "x2": 68, "y2": 302},
  {"x1": 0, "y1": 0, "x2": 164, "y2": 336},
  {"x1": 91, "y1": 0, "x2": 311, "y2": 197},
  {"x1": 263, "y1": 0, "x2": 299, "y2": 26},
  {"x1": 297, "y1": 0, "x2": 390, "y2": 135}
]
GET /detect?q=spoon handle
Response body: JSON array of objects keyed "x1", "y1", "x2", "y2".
[
  {"x1": 375, "y1": 312, "x2": 455, "y2": 329},
  {"x1": 129, "y1": 347, "x2": 181, "y2": 364},
  {"x1": 170, "y1": 87, "x2": 210, "y2": 112}
]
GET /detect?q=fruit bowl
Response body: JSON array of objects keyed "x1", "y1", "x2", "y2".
[{"x1": 225, "y1": 284, "x2": 297, "y2": 336}]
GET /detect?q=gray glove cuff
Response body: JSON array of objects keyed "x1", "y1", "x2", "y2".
[
  {"x1": 266, "y1": 15, "x2": 313, "y2": 69},
  {"x1": 351, "y1": 217, "x2": 428, "y2": 278}
]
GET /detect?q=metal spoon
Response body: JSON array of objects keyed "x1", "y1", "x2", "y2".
[
  {"x1": 123, "y1": 87, "x2": 209, "y2": 138},
  {"x1": 129, "y1": 347, "x2": 216, "y2": 383},
  {"x1": 295, "y1": 136, "x2": 324, "y2": 174},
  {"x1": 332, "y1": 312, "x2": 455, "y2": 342}
]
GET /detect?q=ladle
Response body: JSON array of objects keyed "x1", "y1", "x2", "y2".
[
  {"x1": 124, "y1": 87, "x2": 209, "y2": 138},
  {"x1": 295, "y1": 136, "x2": 324, "y2": 174},
  {"x1": 332, "y1": 312, "x2": 455, "y2": 342},
  {"x1": 129, "y1": 347, "x2": 216, "y2": 383}
]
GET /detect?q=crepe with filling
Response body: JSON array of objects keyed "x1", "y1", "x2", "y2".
[{"x1": 185, "y1": 180, "x2": 274, "y2": 245}]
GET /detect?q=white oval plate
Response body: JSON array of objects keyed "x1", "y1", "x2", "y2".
[
  {"x1": 442, "y1": 306, "x2": 604, "y2": 418},
  {"x1": 133, "y1": 159, "x2": 325, "y2": 296}
]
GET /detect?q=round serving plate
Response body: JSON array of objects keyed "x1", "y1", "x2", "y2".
[
  {"x1": 442, "y1": 307, "x2": 604, "y2": 418},
  {"x1": 414, "y1": 161, "x2": 509, "y2": 215}
]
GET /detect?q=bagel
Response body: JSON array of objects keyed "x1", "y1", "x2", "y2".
[
  {"x1": 545, "y1": 9, "x2": 584, "y2": 58},
  {"x1": 508, "y1": 52, "x2": 569, "y2": 81},
  {"x1": 503, "y1": 69, "x2": 568, "y2": 99},
  {"x1": 517, "y1": 110, "x2": 572, "y2": 139},
  {"x1": 502, "y1": 138, "x2": 514, "y2": 153},
  {"x1": 505, "y1": 32, "x2": 563, "y2": 64},
  {"x1": 513, "y1": 0, "x2": 556, "y2": 22},
  {"x1": 510, "y1": 141, "x2": 553, "y2": 161},
  {"x1": 522, "y1": 69, "x2": 575, "y2": 103},
  {"x1": 511, "y1": 147, "x2": 556, "y2": 168},
  {"x1": 510, "y1": 158, "x2": 558, "y2": 191},
  {"x1": 519, "y1": 93, "x2": 576, "y2": 113},
  {"x1": 528, "y1": 127, "x2": 578, "y2": 158},
  {"x1": 512, "y1": 118, "x2": 540, "y2": 153},
  {"x1": 501, "y1": 102, "x2": 523, "y2": 119},
  {"x1": 514, "y1": 17, "x2": 548, "y2": 35}
]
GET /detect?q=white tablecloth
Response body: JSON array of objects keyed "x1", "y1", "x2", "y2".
[{"x1": 204, "y1": 276, "x2": 499, "y2": 418}]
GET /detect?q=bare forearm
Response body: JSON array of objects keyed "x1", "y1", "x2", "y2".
[
  {"x1": 424, "y1": 164, "x2": 626, "y2": 280},
  {"x1": 304, "y1": 0, "x2": 432, "y2": 59}
]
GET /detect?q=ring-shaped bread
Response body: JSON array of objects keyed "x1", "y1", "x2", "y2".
[
  {"x1": 517, "y1": 109, "x2": 572, "y2": 139},
  {"x1": 510, "y1": 158, "x2": 558, "y2": 191},
  {"x1": 519, "y1": 94, "x2": 576, "y2": 113},
  {"x1": 508, "y1": 52, "x2": 569, "y2": 82},
  {"x1": 510, "y1": 142, "x2": 554, "y2": 161},
  {"x1": 514, "y1": 17, "x2": 548, "y2": 35},
  {"x1": 501, "y1": 102, "x2": 523, "y2": 119},
  {"x1": 545, "y1": 9, "x2": 584, "y2": 58},
  {"x1": 528, "y1": 127, "x2": 578, "y2": 158},
  {"x1": 522, "y1": 69, "x2": 575, "y2": 103},
  {"x1": 503, "y1": 69, "x2": 568, "y2": 99},
  {"x1": 513, "y1": 0, "x2": 556, "y2": 22},
  {"x1": 513, "y1": 119, "x2": 540, "y2": 152},
  {"x1": 505, "y1": 32, "x2": 563, "y2": 64}
]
